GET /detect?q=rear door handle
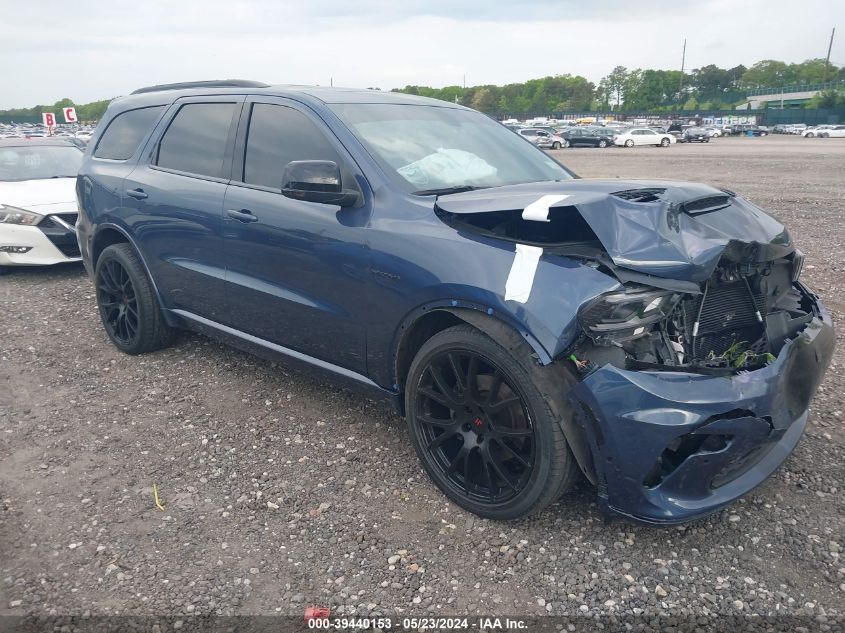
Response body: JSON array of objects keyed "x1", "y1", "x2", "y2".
[{"x1": 226, "y1": 208, "x2": 258, "y2": 223}]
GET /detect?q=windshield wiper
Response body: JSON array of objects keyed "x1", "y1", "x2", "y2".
[{"x1": 412, "y1": 185, "x2": 487, "y2": 196}]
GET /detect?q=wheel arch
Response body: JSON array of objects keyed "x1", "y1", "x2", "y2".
[
  {"x1": 393, "y1": 304, "x2": 599, "y2": 487},
  {"x1": 392, "y1": 303, "x2": 552, "y2": 407},
  {"x1": 90, "y1": 223, "x2": 176, "y2": 326},
  {"x1": 91, "y1": 225, "x2": 131, "y2": 269}
]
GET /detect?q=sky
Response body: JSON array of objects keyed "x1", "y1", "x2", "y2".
[{"x1": 1, "y1": 0, "x2": 843, "y2": 108}]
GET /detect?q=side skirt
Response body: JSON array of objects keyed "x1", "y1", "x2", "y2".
[{"x1": 170, "y1": 309, "x2": 398, "y2": 405}]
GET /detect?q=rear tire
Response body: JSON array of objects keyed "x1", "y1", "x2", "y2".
[
  {"x1": 405, "y1": 324, "x2": 578, "y2": 520},
  {"x1": 95, "y1": 243, "x2": 176, "y2": 355},
  {"x1": 552, "y1": 142, "x2": 561, "y2": 150},
  {"x1": 624, "y1": 139, "x2": 634, "y2": 147},
  {"x1": 660, "y1": 137, "x2": 670, "y2": 147},
  {"x1": 598, "y1": 139, "x2": 608, "y2": 148}
]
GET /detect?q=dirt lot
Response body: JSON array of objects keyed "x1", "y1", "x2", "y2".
[{"x1": 1, "y1": 135, "x2": 843, "y2": 626}]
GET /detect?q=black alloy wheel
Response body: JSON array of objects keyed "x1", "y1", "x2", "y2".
[
  {"x1": 414, "y1": 349, "x2": 535, "y2": 505},
  {"x1": 406, "y1": 325, "x2": 578, "y2": 519},
  {"x1": 95, "y1": 243, "x2": 175, "y2": 354},
  {"x1": 97, "y1": 258, "x2": 139, "y2": 347}
]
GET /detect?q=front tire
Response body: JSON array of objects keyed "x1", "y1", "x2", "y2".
[
  {"x1": 552, "y1": 142, "x2": 561, "y2": 150},
  {"x1": 405, "y1": 325, "x2": 578, "y2": 520},
  {"x1": 598, "y1": 139, "x2": 608, "y2": 148},
  {"x1": 95, "y1": 243, "x2": 176, "y2": 355},
  {"x1": 660, "y1": 137, "x2": 670, "y2": 147}
]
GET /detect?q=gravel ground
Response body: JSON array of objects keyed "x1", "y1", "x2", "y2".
[{"x1": 1, "y1": 135, "x2": 843, "y2": 629}]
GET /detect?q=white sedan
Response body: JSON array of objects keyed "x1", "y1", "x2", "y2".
[
  {"x1": 802, "y1": 125, "x2": 833, "y2": 137},
  {"x1": 613, "y1": 127, "x2": 674, "y2": 147},
  {"x1": 818, "y1": 125, "x2": 845, "y2": 138},
  {"x1": 0, "y1": 139, "x2": 84, "y2": 274}
]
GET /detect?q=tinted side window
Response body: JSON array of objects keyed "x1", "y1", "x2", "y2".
[
  {"x1": 94, "y1": 106, "x2": 164, "y2": 160},
  {"x1": 156, "y1": 103, "x2": 236, "y2": 178},
  {"x1": 243, "y1": 104, "x2": 345, "y2": 190}
]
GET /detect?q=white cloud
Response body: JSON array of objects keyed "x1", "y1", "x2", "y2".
[{"x1": 1, "y1": 0, "x2": 842, "y2": 107}]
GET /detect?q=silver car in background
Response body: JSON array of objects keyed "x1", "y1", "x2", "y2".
[{"x1": 517, "y1": 127, "x2": 565, "y2": 149}]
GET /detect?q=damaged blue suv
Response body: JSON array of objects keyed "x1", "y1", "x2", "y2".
[{"x1": 76, "y1": 80, "x2": 834, "y2": 524}]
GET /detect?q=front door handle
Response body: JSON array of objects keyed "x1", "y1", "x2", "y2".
[
  {"x1": 226, "y1": 208, "x2": 258, "y2": 223},
  {"x1": 126, "y1": 188, "x2": 148, "y2": 200}
]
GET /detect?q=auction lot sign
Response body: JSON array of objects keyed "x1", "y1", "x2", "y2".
[
  {"x1": 41, "y1": 112, "x2": 56, "y2": 128},
  {"x1": 62, "y1": 106, "x2": 78, "y2": 123}
]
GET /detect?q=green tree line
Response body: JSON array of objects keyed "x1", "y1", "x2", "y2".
[
  {"x1": 395, "y1": 58, "x2": 845, "y2": 114},
  {"x1": 3, "y1": 58, "x2": 844, "y2": 120}
]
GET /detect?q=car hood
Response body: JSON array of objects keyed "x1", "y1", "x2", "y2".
[
  {"x1": 0, "y1": 178, "x2": 78, "y2": 213},
  {"x1": 434, "y1": 179, "x2": 792, "y2": 283}
]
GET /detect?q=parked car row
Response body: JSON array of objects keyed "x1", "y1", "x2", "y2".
[{"x1": 0, "y1": 122, "x2": 96, "y2": 147}]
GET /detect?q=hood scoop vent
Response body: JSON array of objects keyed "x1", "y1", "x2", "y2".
[
  {"x1": 611, "y1": 188, "x2": 666, "y2": 203},
  {"x1": 679, "y1": 195, "x2": 731, "y2": 216}
]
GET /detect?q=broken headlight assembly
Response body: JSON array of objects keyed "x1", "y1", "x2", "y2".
[
  {"x1": 578, "y1": 285, "x2": 680, "y2": 343},
  {"x1": 0, "y1": 205, "x2": 43, "y2": 225}
]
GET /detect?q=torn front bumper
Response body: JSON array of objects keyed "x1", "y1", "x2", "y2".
[{"x1": 569, "y1": 287, "x2": 834, "y2": 525}]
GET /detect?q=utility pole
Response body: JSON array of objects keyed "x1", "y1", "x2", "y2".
[
  {"x1": 825, "y1": 28, "x2": 836, "y2": 81},
  {"x1": 678, "y1": 38, "x2": 687, "y2": 100}
]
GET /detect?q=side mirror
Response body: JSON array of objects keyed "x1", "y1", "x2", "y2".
[{"x1": 281, "y1": 160, "x2": 358, "y2": 207}]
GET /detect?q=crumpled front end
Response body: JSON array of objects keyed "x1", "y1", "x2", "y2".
[
  {"x1": 568, "y1": 282, "x2": 833, "y2": 524},
  {"x1": 434, "y1": 179, "x2": 834, "y2": 523}
]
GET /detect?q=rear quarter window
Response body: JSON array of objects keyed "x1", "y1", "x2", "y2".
[{"x1": 93, "y1": 106, "x2": 165, "y2": 160}]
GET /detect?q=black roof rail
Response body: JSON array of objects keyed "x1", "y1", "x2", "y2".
[{"x1": 130, "y1": 80, "x2": 269, "y2": 95}]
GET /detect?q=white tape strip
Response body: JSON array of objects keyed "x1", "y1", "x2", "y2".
[
  {"x1": 521, "y1": 194, "x2": 569, "y2": 222},
  {"x1": 504, "y1": 244, "x2": 543, "y2": 303}
]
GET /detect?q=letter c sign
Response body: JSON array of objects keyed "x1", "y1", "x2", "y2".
[{"x1": 63, "y1": 107, "x2": 78, "y2": 123}]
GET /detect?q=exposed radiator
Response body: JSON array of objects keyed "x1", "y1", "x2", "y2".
[{"x1": 683, "y1": 279, "x2": 767, "y2": 358}]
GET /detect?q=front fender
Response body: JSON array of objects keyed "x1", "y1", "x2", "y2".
[{"x1": 386, "y1": 248, "x2": 621, "y2": 388}]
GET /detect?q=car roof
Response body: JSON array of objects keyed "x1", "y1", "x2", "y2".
[
  {"x1": 0, "y1": 138, "x2": 81, "y2": 148},
  {"x1": 112, "y1": 81, "x2": 467, "y2": 112}
]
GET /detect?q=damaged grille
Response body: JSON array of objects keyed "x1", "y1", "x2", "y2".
[
  {"x1": 37, "y1": 213, "x2": 80, "y2": 259},
  {"x1": 683, "y1": 280, "x2": 767, "y2": 358}
]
